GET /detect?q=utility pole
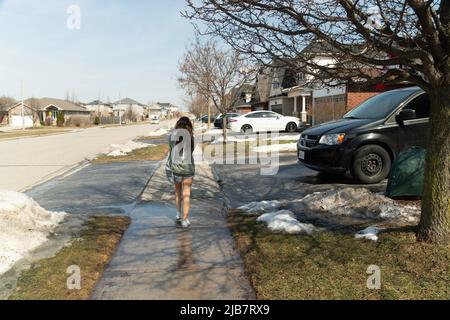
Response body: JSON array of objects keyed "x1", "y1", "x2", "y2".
[
  {"x1": 21, "y1": 81, "x2": 25, "y2": 130},
  {"x1": 118, "y1": 93, "x2": 122, "y2": 126}
]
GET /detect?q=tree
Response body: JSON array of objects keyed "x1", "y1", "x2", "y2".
[
  {"x1": 184, "y1": 93, "x2": 211, "y2": 118},
  {"x1": 178, "y1": 37, "x2": 252, "y2": 140},
  {"x1": 184, "y1": 0, "x2": 450, "y2": 243}
]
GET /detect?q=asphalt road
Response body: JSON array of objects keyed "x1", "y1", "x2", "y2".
[{"x1": 0, "y1": 121, "x2": 173, "y2": 192}]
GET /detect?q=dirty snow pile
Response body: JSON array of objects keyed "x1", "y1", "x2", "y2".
[
  {"x1": 107, "y1": 141, "x2": 153, "y2": 157},
  {"x1": 145, "y1": 128, "x2": 169, "y2": 137},
  {"x1": 257, "y1": 210, "x2": 316, "y2": 235},
  {"x1": 264, "y1": 134, "x2": 301, "y2": 142},
  {"x1": 0, "y1": 191, "x2": 66, "y2": 275},
  {"x1": 253, "y1": 143, "x2": 298, "y2": 153},
  {"x1": 291, "y1": 187, "x2": 420, "y2": 222}
]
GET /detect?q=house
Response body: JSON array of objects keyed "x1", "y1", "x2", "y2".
[
  {"x1": 113, "y1": 98, "x2": 146, "y2": 122},
  {"x1": 24, "y1": 97, "x2": 91, "y2": 125},
  {"x1": 0, "y1": 99, "x2": 40, "y2": 127},
  {"x1": 231, "y1": 83, "x2": 255, "y2": 115},
  {"x1": 154, "y1": 102, "x2": 179, "y2": 119},
  {"x1": 85, "y1": 100, "x2": 114, "y2": 117},
  {"x1": 251, "y1": 67, "x2": 272, "y2": 111}
]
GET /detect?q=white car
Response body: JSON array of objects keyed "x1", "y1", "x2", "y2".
[
  {"x1": 229, "y1": 111, "x2": 300, "y2": 134},
  {"x1": 150, "y1": 115, "x2": 160, "y2": 124}
]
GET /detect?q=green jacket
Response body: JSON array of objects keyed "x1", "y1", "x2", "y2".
[{"x1": 165, "y1": 134, "x2": 195, "y2": 178}]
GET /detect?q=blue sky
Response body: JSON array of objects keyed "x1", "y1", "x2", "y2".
[{"x1": 0, "y1": 0, "x2": 198, "y2": 107}]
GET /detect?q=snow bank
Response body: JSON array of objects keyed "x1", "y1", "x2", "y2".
[
  {"x1": 0, "y1": 191, "x2": 66, "y2": 275},
  {"x1": 107, "y1": 141, "x2": 152, "y2": 157},
  {"x1": 145, "y1": 128, "x2": 169, "y2": 137},
  {"x1": 253, "y1": 143, "x2": 297, "y2": 153},
  {"x1": 238, "y1": 200, "x2": 283, "y2": 214},
  {"x1": 264, "y1": 134, "x2": 300, "y2": 142},
  {"x1": 211, "y1": 135, "x2": 257, "y2": 145},
  {"x1": 257, "y1": 210, "x2": 316, "y2": 235},
  {"x1": 293, "y1": 188, "x2": 420, "y2": 222},
  {"x1": 355, "y1": 227, "x2": 385, "y2": 241}
]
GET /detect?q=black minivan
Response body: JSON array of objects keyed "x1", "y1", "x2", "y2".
[{"x1": 297, "y1": 86, "x2": 429, "y2": 184}]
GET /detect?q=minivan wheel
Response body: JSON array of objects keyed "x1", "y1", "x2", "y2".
[
  {"x1": 241, "y1": 124, "x2": 253, "y2": 134},
  {"x1": 286, "y1": 122, "x2": 298, "y2": 132},
  {"x1": 351, "y1": 145, "x2": 391, "y2": 184}
]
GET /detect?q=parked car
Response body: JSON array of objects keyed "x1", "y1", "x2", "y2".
[
  {"x1": 229, "y1": 111, "x2": 300, "y2": 134},
  {"x1": 214, "y1": 113, "x2": 240, "y2": 129},
  {"x1": 297, "y1": 86, "x2": 429, "y2": 184},
  {"x1": 201, "y1": 114, "x2": 216, "y2": 123},
  {"x1": 150, "y1": 114, "x2": 160, "y2": 124}
]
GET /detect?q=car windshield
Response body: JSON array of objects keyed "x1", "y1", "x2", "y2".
[{"x1": 344, "y1": 90, "x2": 417, "y2": 119}]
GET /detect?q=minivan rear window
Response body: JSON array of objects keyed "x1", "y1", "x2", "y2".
[{"x1": 344, "y1": 89, "x2": 418, "y2": 119}]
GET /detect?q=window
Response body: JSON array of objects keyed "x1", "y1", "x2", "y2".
[
  {"x1": 246, "y1": 112, "x2": 264, "y2": 118},
  {"x1": 402, "y1": 93, "x2": 430, "y2": 119}
]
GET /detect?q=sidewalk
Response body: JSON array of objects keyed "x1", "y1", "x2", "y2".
[{"x1": 92, "y1": 160, "x2": 255, "y2": 300}]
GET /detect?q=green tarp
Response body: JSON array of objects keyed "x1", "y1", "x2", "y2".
[{"x1": 386, "y1": 147, "x2": 426, "y2": 198}]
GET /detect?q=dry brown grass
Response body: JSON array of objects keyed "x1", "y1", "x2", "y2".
[
  {"x1": 91, "y1": 144, "x2": 169, "y2": 164},
  {"x1": 228, "y1": 210, "x2": 450, "y2": 300},
  {"x1": 9, "y1": 216, "x2": 130, "y2": 300}
]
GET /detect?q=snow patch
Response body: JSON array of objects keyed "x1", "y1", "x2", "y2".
[
  {"x1": 355, "y1": 227, "x2": 385, "y2": 241},
  {"x1": 293, "y1": 188, "x2": 420, "y2": 222},
  {"x1": 264, "y1": 134, "x2": 300, "y2": 142},
  {"x1": 145, "y1": 128, "x2": 169, "y2": 137},
  {"x1": 257, "y1": 210, "x2": 316, "y2": 235},
  {"x1": 238, "y1": 200, "x2": 283, "y2": 214},
  {"x1": 211, "y1": 135, "x2": 257, "y2": 144},
  {"x1": 253, "y1": 143, "x2": 297, "y2": 153},
  {"x1": 107, "y1": 141, "x2": 153, "y2": 157},
  {"x1": 0, "y1": 190, "x2": 66, "y2": 275}
]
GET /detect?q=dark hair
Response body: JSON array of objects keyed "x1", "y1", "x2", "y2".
[
  {"x1": 175, "y1": 117, "x2": 194, "y2": 137},
  {"x1": 174, "y1": 117, "x2": 194, "y2": 151}
]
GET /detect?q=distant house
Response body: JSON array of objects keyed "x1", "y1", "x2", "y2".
[
  {"x1": 148, "y1": 104, "x2": 163, "y2": 117},
  {"x1": 113, "y1": 98, "x2": 146, "y2": 122},
  {"x1": 154, "y1": 102, "x2": 179, "y2": 119},
  {"x1": 25, "y1": 98, "x2": 90, "y2": 125},
  {"x1": 0, "y1": 99, "x2": 40, "y2": 127},
  {"x1": 85, "y1": 100, "x2": 113, "y2": 116}
]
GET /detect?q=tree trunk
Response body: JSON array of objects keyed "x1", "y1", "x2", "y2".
[
  {"x1": 223, "y1": 114, "x2": 228, "y2": 142},
  {"x1": 417, "y1": 87, "x2": 450, "y2": 244}
]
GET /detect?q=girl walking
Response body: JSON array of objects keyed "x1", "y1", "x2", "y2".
[{"x1": 166, "y1": 117, "x2": 196, "y2": 228}]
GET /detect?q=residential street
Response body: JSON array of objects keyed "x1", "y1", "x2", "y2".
[{"x1": 0, "y1": 121, "x2": 172, "y2": 192}]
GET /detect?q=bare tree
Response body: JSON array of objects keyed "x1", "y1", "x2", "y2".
[
  {"x1": 178, "y1": 37, "x2": 252, "y2": 140},
  {"x1": 184, "y1": 93, "x2": 211, "y2": 118},
  {"x1": 184, "y1": 0, "x2": 450, "y2": 244}
]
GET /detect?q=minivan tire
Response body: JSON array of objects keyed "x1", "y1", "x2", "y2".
[{"x1": 351, "y1": 145, "x2": 391, "y2": 184}]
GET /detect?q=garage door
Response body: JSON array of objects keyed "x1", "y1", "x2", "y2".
[{"x1": 11, "y1": 115, "x2": 33, "y2": 127}]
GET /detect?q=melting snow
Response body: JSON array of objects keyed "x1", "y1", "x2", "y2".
[
  {"x1": 211, "y1": 136, "x2": 257, "y2": 144},
  {"x1": 355, "y1": 227, "x2": 385, "y2": 241},
  {"x1": 253, "y1": 143, "x2": 297, "y2": 153},
  {"x1": 257, "y1": 210, "x2": 316, "y2": 235},
  {"x1": 238, "y1": 200, "x2": 283, "y2": 214},
  {"x1": 0, "y1": 190, "x2": 66, "y2": 275},
  {"x1": 264, "y1": 134, "x2": 300, "y2": 142},
  {"x1": 107, "y1": 141, "x2": 153, "y2": 157},
  {"x1": 145, "y1": 128, "x2": 169, "y2": 137}
]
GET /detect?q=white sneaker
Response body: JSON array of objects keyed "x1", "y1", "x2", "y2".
[
  {"x1": 176, "y1": 213, "x2": 181, "y2": 221},
  {"x1": 181, "y1": 219, "x2": 190, "y2": 228}
]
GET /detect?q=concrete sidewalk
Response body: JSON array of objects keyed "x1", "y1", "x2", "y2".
[{"x1": 92, "y1": 161, "x2": 255, "y2": 300}]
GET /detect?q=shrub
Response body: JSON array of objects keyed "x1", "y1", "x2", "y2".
[
  {"x1": 94, "y1": 116, "x2": 100, "y2": 125},
  {"x1": 65, "y1": 116, "x2": 91, "y2": 127},
  {"x1": 56, "y1": 113, "x2": 65, "y2": 127}
]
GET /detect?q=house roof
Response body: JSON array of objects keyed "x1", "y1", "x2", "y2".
[
  {"x1": 114, "y1": 97, "x2": 145, "y2": 106},
  {"x1": 24, "y1": 98, "x2": 89, "y2": 112},
  {"x1": 87, "y1": 100, "x2": 112, "y2": 106},
  {"x1": 0, "y1": 98, "x2": 18, "y2": 112}
]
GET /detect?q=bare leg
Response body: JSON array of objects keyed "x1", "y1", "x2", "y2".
[
  {"x1": 182, "y1": 178, "x2": 193, "y2": 221},
  {"x1": 175, "y1": 181, "x2": 182, "y2": 217}
]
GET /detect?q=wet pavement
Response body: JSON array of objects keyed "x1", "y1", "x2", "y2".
[
  {"x1": 26, "y1": 161, "x2": 159, "y2": 215},
  {"x1": 92, "y1": 160, "x2": 255, "y2": 300}
]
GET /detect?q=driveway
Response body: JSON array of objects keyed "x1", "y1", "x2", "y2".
[{"x1": 0, "y1": 121, "x2": 173, "y2": 192}]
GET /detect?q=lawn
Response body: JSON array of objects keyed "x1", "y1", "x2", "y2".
[
  {"x1": 91, "y1": 144, "x2": 170, "y2": 164},
  {"x1": 0, "y1": 127, "x2": 72, "y2": 140},
  {"x1": 228, "y1": 210, "x2": 450, "y2": 300},
  {"x1": 9, "y1": 216, "x2": 130, "y2": 300}
]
